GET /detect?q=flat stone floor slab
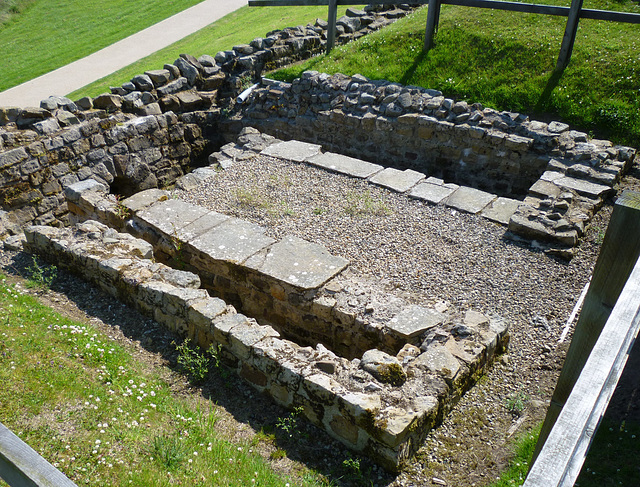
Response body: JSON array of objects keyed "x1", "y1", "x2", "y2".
[
  {"x1": 306, "y1": 152, "x2": 383, "y2": 179},
  {"x1": 369, "y1": 168, "x2": 425, "y2": 193},
  {"x1": 137, "y1": 199, "x2": 210, "y2": 235},
  {"x1": 179, "y1": 211, "x2": 230, "y2": 241},
  {"x1": 445, "y1": 186, "x2": 497, "y2": 214},
  {"x1": 480, "y1": 197, "x2": 522, "y2": 225},
  {"x1": 409, "y1": 182, "x2": 456, "y2": 204},
  {"x1": 245, "y1": 235, "x2": 349, "y2": 290},
  {"x1": 261, "y1": 140, "x2": 322, "y2": 162},
  {"x1": 189, "y1": 218, "x2": 275, "y2": 264}
]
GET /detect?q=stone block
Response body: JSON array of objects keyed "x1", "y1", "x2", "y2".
[
  {"x1": 480, "y1": 197, "x2": 522, "y2": 225},
  {"x1": 64, "y1": 179, "x2": 108, "y2": 203},
  {"x1": 388, "y1": 305, "x2": 445, "y2": 340},
  {"x1": 409, "y1": 345, "x2": 461, "y2": 383},
  {"x1": 244, "y1": 235, "x2": 348, "y2": 291},
  {"x1": 228, "y1": 322, "x2": 280, "y2": 361},
  {"x1": 213, "y1": 313, "x2": 249, "y2": 345},
  {"x1": 136, "y1": 199, "x2": 210, "y2": 237},
  {"x1": 408, "y1": 182, "x2": 456, "y2": 204},
  {"x1": 369, "y1": 168, "x2": 424, "y2": 193},
  {"x1": 555, "y1": 176, "x2": 611, "y2": 199},
  {"x1": 122, "y1": 189, "x2": 169, "y2": 213},
  {"x1": 179, "y1": 211, "x2": 229, "y2": 241},
  {"x1": 445, "y1": 186, "x2": 496, "y2": 214},
  {"x1": 190, "y1": 217, "x2": 275, "y2": 265},
  {"x1": 306, "y1": 152, "x2": 383, "y2": 179},
  {"x1": 187, "y1": 297, "x2": 228, "y2": 330},
  {"x1": 261, "y1": 140, "x2": 322, "y2": 162}
]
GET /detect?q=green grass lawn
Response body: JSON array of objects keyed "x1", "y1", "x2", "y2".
[
  {"x1": 0, "y1": 0, "x2": 207, "y2": 92},
  {"x1": 68, "y1": 5, "x2": 356, "y2": 100},
  {"x1": 271, "y1": 1, "x2": 640, "y2": 147},
  {"x1": 0, "y1": 268, "x2": 330, "y2": 486}
]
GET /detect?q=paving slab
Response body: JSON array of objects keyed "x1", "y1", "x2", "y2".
[
  {"x1": 261, "y1": 140, "x2": 322, "y2": 162},
  {"x1": 388, "y1": 305, "x2": 445, "y2": 340},
  {"x1": 245, "y1": 235, "x2": 349, "y2": 290},
  {"x1": 480, "y1": 197, "x2": 522, "y2": 225},
  {"x1": 138, "y1": 199, "x2": 210, "y2": 235},
  {"x1": 123, "y1": 189, "x2": 169, "y2": 212},
  {"x1": 529, "y1": 179, "x2": 562, "y2": 199},
  {"x1": 445, "y1": 186, "x2": 497, "y2": 214},
  {"x1": 179, "y1": 211, "x2": 230, "y2": 241},
  {"x1": 409, "y1": 182, "x2": 456, "y2": 204},
  {"x1": 189, "y1": 217, "x2": 275, "y2": 264},
  {"x1": 369, "y1": 168, "x2": 425, "y2": 193},
  {"x1": 306, "y1": 152, "x2": 383, "y2": 179}
]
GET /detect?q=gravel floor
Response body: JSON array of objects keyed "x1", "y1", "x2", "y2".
[{"x1": 172, "y1": 153, "x2": 610, "y2": 486}]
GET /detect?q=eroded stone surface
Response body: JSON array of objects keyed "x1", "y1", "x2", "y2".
[
  {"x1": 446, "y1": 186, "x2": 497, "y2": 214},
  {"x1": 388, "y1": 305, "x2": 446, "y2": 340},
  {"x1": 261, "y1": 140, "x2": 322, "y2": 162},
  {"x1": 245, "y1": 235, "x2": 349, "y2": 290}
]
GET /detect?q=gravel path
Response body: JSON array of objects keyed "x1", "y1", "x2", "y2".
[{"x1": 172, "y1": 153, "x2": 609, "y2": 485}]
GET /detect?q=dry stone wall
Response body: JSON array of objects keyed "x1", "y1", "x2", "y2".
[
  {"x1": 24, "y1": 199, "x2": 507, "y2": 472},
  {"x1": 0, "y1": 111, "x2": 210, "y2": 234},
  {"x1": 224, "y1": 72, "x2": 636, "y2": 252}
]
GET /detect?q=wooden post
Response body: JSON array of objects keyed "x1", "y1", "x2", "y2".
[
  {"x1": 556, "y1": 0, "x2": 584, "y2": 69},
  {"x1": 533, "y1": 190, "x2": 640, "y2": 462},
  {"x1": 424, "y1": 0, "x2": 442, "y2": 50},
  {"x1": 327, "y1": 0, "x2": 338, "y2": 54}
]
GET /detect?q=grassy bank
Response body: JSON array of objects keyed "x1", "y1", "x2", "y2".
[
  {"x1": 68, "y1": 6, "x2": 355, "y2": 100},
  {"x1": 272, "y1": 1, "x2": 640, "y2": 147},
  {"x1": 0, "y1": 268, "x2": 326, "y2": 486},
  {"x1": 0, "y1": 0, "x2": 207, "y2": 92}
]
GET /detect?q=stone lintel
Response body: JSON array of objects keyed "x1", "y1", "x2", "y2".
[
  {"x1": 245, "y1": 235, "x2": 348, "y2": 290},
  {"x1": 388, "y1": 305, "x2": 445, "y2": 339},
  {"x1": 306, "y1": 152, "x2": 383, "y2": 179},
  {"x1": 189, "y1": 217, "x2": 275, "y2": 265},
  {"x1": 446, "y1": 186, "x2": 496, "y2": 214},
  {"x1": 369, "y1": 168, "x2": 425, "y2": 193},
  {"x1": 261, "y1": 140, "x2": 322, "y2": 162}
]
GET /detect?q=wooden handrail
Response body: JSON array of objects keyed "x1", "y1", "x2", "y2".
[{"x1": 0, "y1": 423, "x2": 78, "y2": 487}]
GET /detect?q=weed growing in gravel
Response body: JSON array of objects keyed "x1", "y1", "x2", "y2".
[
  {"x1": 343, "y1": 190, "x2": 391, "y2": 217},
  {"x1": 26, "y1": 255, "x2": 57, "y2": 291},
  {"x1": 505, "y1": 391, "x2": 529, "y2": 417}
]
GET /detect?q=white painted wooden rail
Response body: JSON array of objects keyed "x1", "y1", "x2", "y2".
[
  {"x1": 524, "y1": 192, "x2": 640, "y2": 487},
  {"x1": 0, "y1": 422, "x2": 78, "y2": 487}
]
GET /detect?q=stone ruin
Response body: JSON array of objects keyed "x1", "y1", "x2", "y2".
[{"x1": 0, "y1": 1, "x2": 638, "y2": 472}]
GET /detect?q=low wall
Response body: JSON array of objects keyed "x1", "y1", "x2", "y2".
[
  {"x1": 219, "y1": 72, "x2": 636, "y2": 250},
  {"x1": 24, "y1": 218, "x2": 507, "y2": 471},
  {"x1": 0, "y1": 112, "x2": 211, "y2": 233}
]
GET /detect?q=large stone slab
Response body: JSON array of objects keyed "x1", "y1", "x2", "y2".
[
  {"x1": 445, "y1": 186, "x2": 496, "y2": 214},
  {"x1": 137, "y1": 199, "x2": 211, "y2": 236},
  {"x1": 409, "y1": 182, "x2": 456, "y2": 204},
  {"x1": 388, "y1": 305, "x2": 445, "y2": 340},
  {"x1": 261, "y1": 140, "x2": 322, "y2": 162},
  {"x1": 306, "y1": 152, "x2": 383, "y2": 179},
  {"x1": 554, "y1": 176, "x2": 611, "y2": 199},
  {"x1": 480, "y1": 197, "x2": 522, "y2": 225},
  {"x1": 245, "y1": 235, "x2": 348, "y2": 290},
  {"x1": 189, "y1": 217, "x2": 275, "y2": 264},
  {"x1": 179, "y1": 211, "x2": 230, "y2": 241},
  {"x1": 369, "y1": 168, "x2": 425, "y2": 193}
]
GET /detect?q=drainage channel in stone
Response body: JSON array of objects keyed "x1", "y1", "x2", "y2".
[{"x1": 56, "y1": 173, "x2": 509, "y2": 471}]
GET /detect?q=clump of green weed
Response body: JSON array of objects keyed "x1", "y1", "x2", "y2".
[
  {"x1": 505, "y1": 391, "x2": 529, "y2": 417},
  {"x1": 26, "y1": 255, "x2": 57, "y2": 291},
  {"x1": 151, "y1": 434, "x2": 186, "y2": 470},
  {"x1": 174, "y1": 339, "x2": 223, "y2": 385},
  {"x1": 276, "y1": 406, "x2": 304, "y2": 439},
  {"x1": 344, "y1": 190, "x2": 391, "y2": 217}
]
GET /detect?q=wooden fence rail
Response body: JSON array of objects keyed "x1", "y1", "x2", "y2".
[
  {"x1": 0, "y1": 422, "x2": 78, "y2": 487},
  {"x1": 248, "y1": 0, "x2": 640, "y2": 67},
  {"x1": 524, "y1": 191, "x2": 640, "y2": 487}
]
